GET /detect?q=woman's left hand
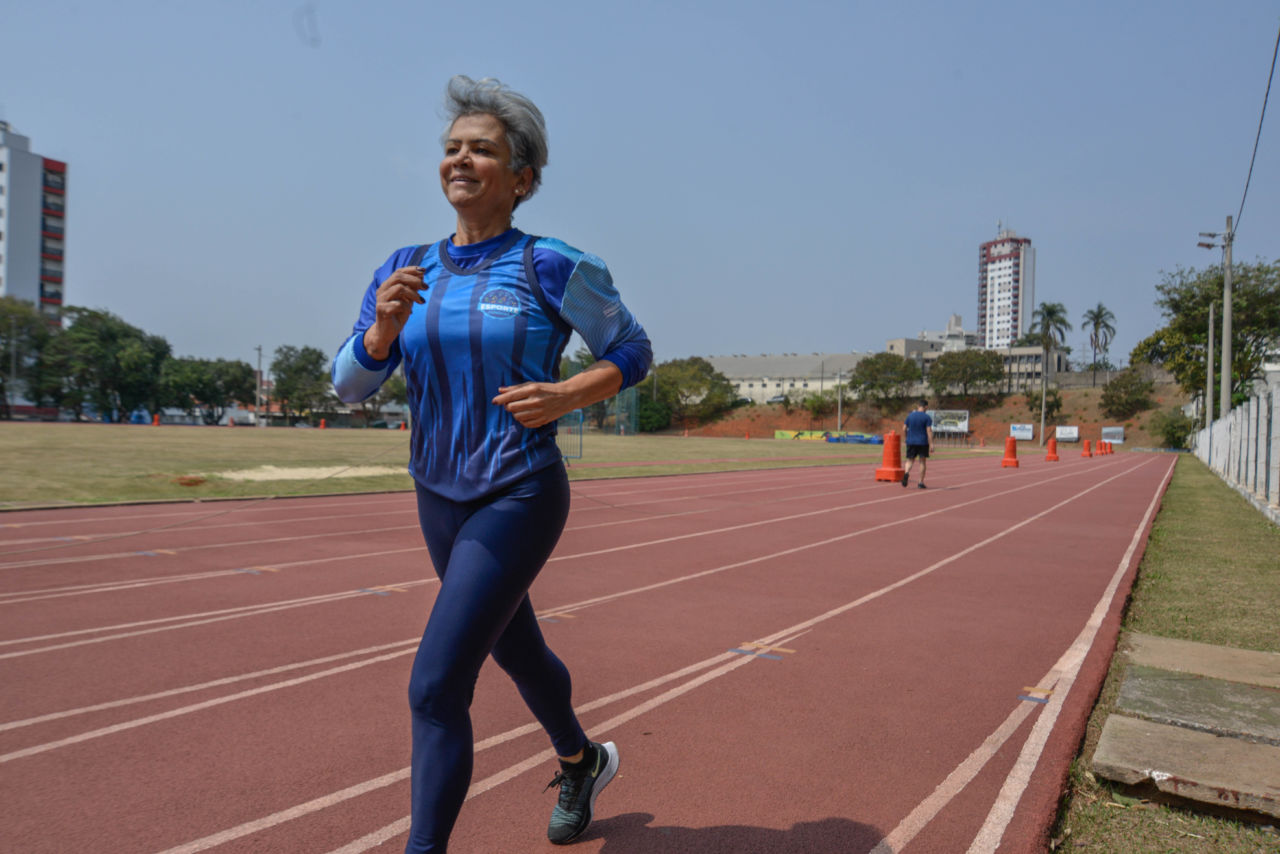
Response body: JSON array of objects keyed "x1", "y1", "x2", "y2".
[{"x1": 492, "y1": 382, "x2": 575, "y2": 429}]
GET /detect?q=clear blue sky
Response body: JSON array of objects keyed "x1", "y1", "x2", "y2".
[{"x1": 3, "y1": 1, "x2": 1277, "y2": 372}]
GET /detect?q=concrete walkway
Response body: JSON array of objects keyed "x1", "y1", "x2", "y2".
[{"x1": 1092, "y1": 632, "x2": 1280, "y2": 820}]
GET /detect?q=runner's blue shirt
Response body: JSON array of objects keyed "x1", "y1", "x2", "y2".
[
  {"x1": 904, "y1": 410, "x2": 933, "y2": 445},
  {"x1": 332, "y1": 229, "x2": 651, "y2": 501}
]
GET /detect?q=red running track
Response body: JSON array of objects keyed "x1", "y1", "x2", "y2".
[{"x1": 0, "y1": 451, "x2": 1174, "y2": 853}]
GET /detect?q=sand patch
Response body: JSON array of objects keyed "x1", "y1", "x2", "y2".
[{"x1": 217, "y1": 465, "x2": 406, "y2": 482}]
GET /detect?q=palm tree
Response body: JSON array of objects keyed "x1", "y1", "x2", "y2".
[
  {"x1": 1081, "y1": 302, "x2": 1117, "y2": 387},
  {"x1": 1031, "y1": 302, "x2": 1072, "y2": 445}
]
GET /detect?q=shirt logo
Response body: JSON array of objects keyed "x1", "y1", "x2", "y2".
[{"x1": 478, "y1": 287, "x2": 522, "y2": 319}]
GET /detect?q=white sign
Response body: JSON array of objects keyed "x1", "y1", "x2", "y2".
[
  {"x1": 1056, "y1": 425, "x2": 1080, "y2": 442},
  {"x1": 1010, "y1": 423, "x2": 1034, "y2": 441},
  {"x1": 1101, "y1": 426, "x2": 1125, "y2": 444},
  {"x1": 928, "y1": 410, "x2": 970, "y2": 434}
]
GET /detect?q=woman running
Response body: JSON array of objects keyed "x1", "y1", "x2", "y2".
[{"x1": 332, "y1": 75, "x2": 651, "y2": 853}]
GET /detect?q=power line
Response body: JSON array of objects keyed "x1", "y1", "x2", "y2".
[{"x1": 1234, "y1": 22, "x2": 1280, "y2": 234}]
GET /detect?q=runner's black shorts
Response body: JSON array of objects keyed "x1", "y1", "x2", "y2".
[{"x1": 905, "y1": 443, "x2": 930, "y2": 459}]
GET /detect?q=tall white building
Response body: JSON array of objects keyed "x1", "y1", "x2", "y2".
[
  {"x1": 0, "y1": 122, "x2": 67, "y2": 324},
  {"x1": 977, "y1": 226, "x2": 1034, "y2": 349}
]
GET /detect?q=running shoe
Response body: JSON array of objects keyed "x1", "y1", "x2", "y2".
[
  {"x1": 918, "y1": 483, "x2": 927, "y2": 489},
  {"x1": 545, "y1": 740, "x2": 619, "y2": 845},
  {"x1": 901, "y1": 472, "x2": 909, "y2": 487}
]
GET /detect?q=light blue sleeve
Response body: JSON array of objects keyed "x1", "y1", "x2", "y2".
[
  {"x1": 332, "y1": 331, "x2": 399, "y2": 403},
  {"x1": 536, "y1": 239, "x2": 652, "y2": 388}
]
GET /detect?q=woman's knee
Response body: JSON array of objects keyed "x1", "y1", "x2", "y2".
[{"x1": 407, "y1": 670, "x2": 474, "y2": 721}]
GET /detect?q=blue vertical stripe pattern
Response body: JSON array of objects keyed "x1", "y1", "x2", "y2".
[{"x1": 332, "y1": 229, "x2": 650, "y2": 501}]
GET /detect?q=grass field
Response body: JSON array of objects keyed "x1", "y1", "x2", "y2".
[
  {"x1": 1052, "y1": 456, "x2": 1280, "y2": 852},
  {"x1": 0, "y1": 422, "x2": 914, "y2": 507}
]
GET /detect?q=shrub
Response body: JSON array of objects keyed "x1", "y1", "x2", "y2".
[
  {"x1": 1149, "y1": 408, "x2": 1198, "y2": 450},
  {"x1": 1100, "y1": 369, "x2": 1155, "y2": 419}
]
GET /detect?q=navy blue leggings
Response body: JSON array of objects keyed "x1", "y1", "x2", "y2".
[{"x1": 405, "y1": 464, "x2": 587, "y2": 854}]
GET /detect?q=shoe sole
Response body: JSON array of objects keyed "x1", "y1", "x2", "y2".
[{"x1": 554, "y1": 741, "x2": 619, "y2": 845}]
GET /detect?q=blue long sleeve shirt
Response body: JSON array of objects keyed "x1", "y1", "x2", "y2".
[{"x1": 332, "y1": 229, "x2": 651, "y2": 500}]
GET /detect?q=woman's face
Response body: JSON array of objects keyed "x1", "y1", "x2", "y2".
[{"x1": 439, "y1": 113, "x2": 531, "y2": 220}]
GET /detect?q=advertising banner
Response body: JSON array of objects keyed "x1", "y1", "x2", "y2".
[
  {"x1": 1010, "y1": 423, "x2": 1034, "y2": 441},
  {"x1": 1101, "y1": 426, "x2": 1125, "y2": 444},
  {"x1": 1056, "y1": 425, "x2": 1080, "y2": 442},
  {"x1": 929, "y1": 410, "x2": 970, "y2": 434}
]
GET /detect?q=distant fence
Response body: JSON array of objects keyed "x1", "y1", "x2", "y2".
[
  {"x1": 1191, "y1": 385, "x2": 1279, "y2": 524},
  {"x1": 556, "y1": 409, "x2": 585, "y2": 461}
]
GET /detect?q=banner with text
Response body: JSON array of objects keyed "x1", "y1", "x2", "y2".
[
  {"x1": 1010, "y1": 423, "x2": 1035, "y2": 441},
  {"x1": 929, "y1": 410, "x2": 970, "y2": 434}
]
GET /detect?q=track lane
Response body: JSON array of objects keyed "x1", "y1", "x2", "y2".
[{"x1": 0, "y1": 453, "x2": 1169, "y2": 853}]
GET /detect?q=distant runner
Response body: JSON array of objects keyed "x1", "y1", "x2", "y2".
[{"x1": 902, "y1": 400, "x2": 934, "y2": 489}]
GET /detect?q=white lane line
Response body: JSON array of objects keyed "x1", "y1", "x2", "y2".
[
  {"x1": 0, "y1": 639, "x2": 421, "y2": 732},
  {"x1": 0, "y1": 578, "x2": 434, "y2": 660},
  {"x1": 149, "y1": 647, "x2": 751, "y2": 854},
  {"x1": 0, "y1": 494, "x2": 413, "y2": 533},
  {"x1": 324, "y1": 462, "x2": 1149, "y2": 854},
  {"x1": 321, "y1": 632, "x2": 813, "y2": 854},
  {"x1": 867, "y1": 456, "x2": 1172, "y2": 854},
  {"x1": 0, "y1": 646, "x2": 421, "y2": 763},
  {"x1": 963, "y1": 455, "x2": 1176, "y2": 854},
  {"x1": 0, "y1": 523, "x2": 421, "y2": 571},
  {"x1": 0, "y1": 545, "x2": 427, "y2": 606},
  {"x1": 0, "y1": 509, "x2": 412, "y2": 549},
  {"x1": 152, "y1": 462, "x2": 1144, "y2": 854},
  {"x1": 543, "y1": 460, "x2": 1147, "y2": 616}
]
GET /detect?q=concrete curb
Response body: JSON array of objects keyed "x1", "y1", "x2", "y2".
[{"x1": 1091, "y1": 633, "x2": 1280, "y2": 821}]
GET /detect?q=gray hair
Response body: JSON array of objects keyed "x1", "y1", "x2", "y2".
[{"x1": 442, "y1": 75, "x2": 548, "y2": 209}]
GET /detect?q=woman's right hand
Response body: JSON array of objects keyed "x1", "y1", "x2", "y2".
[{"x1": 363, "y1": 266, "x2": 427, "y2": 360}]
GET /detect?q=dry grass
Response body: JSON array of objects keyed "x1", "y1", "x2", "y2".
[{"x1": 0, "y1": 422, "x2": 915, "y2": 507}]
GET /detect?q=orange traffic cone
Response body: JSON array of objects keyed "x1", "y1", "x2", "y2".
[
  {"x1": 1001, "y1": 436, "x2": 1020, "y2": 468},
  {"x1": 399, "y1": 421, "x2": 407, "y2": 431},
  {"x1": 152, "y1": 413, "x2": 160, "y2": 426},
  {"x1": 1082, "y1": 439, "x2": 1092, "y2": 457},
  {"x1": 319, "y1": 418, "x2": 326, "y2": 429},
  {"x1": 875, "y1": 431, "x2": 906, "y2": 482},
  {"x1": 1045, "y1": 437, "x2": 1059, "y2": 462}
]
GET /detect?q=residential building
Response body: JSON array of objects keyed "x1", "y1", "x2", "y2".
[
  {"x1": 0, "y1": 121, "x2": 67, "y2": 324},
  {"x1": 977, "y1": 226, "x2": 1034, "y2": 349},
  {"x1": 706, "y1": 352, "x2": 869, "y2": 404}
]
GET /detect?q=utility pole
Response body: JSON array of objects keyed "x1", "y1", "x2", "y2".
[
  {"x1": 1220, "y1": 215, "x2": 1233, "y2": 422},
  {"x1": 8, "y1": 317, "x2": 17, "y2": 417},
  {"x1": 836, "y1": 369, "x2": 842, "y2": 433},
  {"x1": 1198, "y1": 215, "x2": 1235, "y2": 423},
  {"x1": 255, "y1": 345, "x2": 264, "y2": 427},
  {"x1": 1205, "y1": 302, "x2": 1214, "y2": 428}
]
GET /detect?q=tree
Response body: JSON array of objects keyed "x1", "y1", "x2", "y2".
[
  {"x1": 1081, "y1": 302, "x2": 1117, "y2": 387},
  {"x1": 1025, "y1": 388, "x2": 1063, "y2": 423},
  {"x1": 635, "y1": 385, "x2": 671, "y2": 432},
  {"x1": 928, "y1": 349, "x2": 1004, "y2": 402},
  {"x1": 271, "y1": 345, "x2": 331, "y2": 424},
  {"x1": 0, "y1": 297, "x2": 52, "y2": 419},
  {"x1": 849, "y1": 352, "x2": 920, "y2": 414},
  {"x1": 1030, "y1": 302, "x2": 1072, "y2": 445},
  {"x1": 801, "y1": 391, "x2": 835, "y2": 424},
  {"x1": 652, "y1": 357, "x2": 735, "y2": 428},
  {"x1": 1130, "y1": 260, "x2": 1279, "y2": 419},
  {"x1": 161, "y1": 357, "x2": 256, "y2": 424},
  {"x1": 37, "y1": 307, "x2": 170, "y2": 421},
  {"x1": 1100, "y1": 368, "x2": 1154, "y2": 420}
]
